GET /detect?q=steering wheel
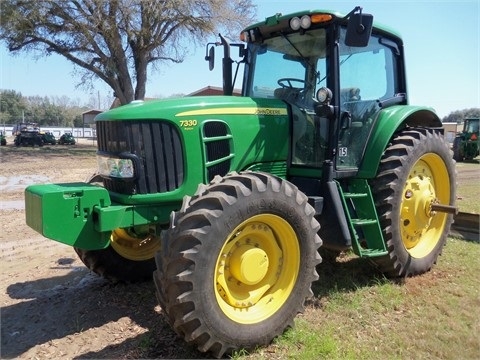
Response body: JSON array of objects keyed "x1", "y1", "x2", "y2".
[{"x1": 277, "y1": 78, "x2": 305, "y2": 90}]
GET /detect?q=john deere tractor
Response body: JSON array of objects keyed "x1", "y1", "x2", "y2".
[
  {"x1": 452, "y1": 118, "x2": 479, "y2": 161},
  {"x1": 40, "y1": 131, "x2": 57, "y2": 145},
  {"x1": 0, "y1": 130, "x2": 6, "y2": 146},
  {"x1": 58, "y1": 132, "x2": 76, "y2": 145},
  {"x1": 25, "y1": 7, "x2": 457, "y2": 358}
]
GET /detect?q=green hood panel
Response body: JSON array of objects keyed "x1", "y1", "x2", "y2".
[{"x1": 95, "y1": 96, "x2": 288, "y2": 121}]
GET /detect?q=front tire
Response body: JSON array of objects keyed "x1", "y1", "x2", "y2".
[
  {"x1": 73, "y1": 173, "x2": 161, "y2": 283},
  {"x1": 154, "y1": 172, "x2": 322, "y2": 358},
  {"x1": 371, "y1": 128, "x2": 456, "y2": 277},
  {"x1": 74, "y1": 227, "x2": 160, "y2": 283}
]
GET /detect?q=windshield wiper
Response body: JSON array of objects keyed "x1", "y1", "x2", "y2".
[{"x1": 280, "y1": 33, "x2": 318, "y2": 79}]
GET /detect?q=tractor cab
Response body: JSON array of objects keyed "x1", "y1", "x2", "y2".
[
  {"x1": 463, "y1": 118, "x2": 479, "y2": 134},
  {"x1": 208, "y1": 8, "x2": 406, "y2": 176},
  {"x1": 453, "y1": 117, "x2": 480, "y2": 161},
  {"x1": 243, "y1": 24, "x2": 404, "y2": 172}
]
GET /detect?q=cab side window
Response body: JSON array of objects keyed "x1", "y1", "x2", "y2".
[{"x1": 337, "y1": 31, "x2": 398, "y2": 168}]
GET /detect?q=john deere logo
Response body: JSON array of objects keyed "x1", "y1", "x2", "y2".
[{"x1": 176, "y1": 107, "x2": 287, "y2": 117}]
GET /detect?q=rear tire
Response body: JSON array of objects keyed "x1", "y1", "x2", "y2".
[
  {"x1": 154, "y1": 172, "x2": 322, "y2": 358},
  {"x1": 371, "y1": 128, "x2": 456, "y2": 277},
  {"x1": 452, "y1": 137, "x2": 463, "y2": 162}
]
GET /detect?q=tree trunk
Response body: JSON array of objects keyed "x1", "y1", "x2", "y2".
[{"x1": 134, "y1": 57, "x2": 148, "y2": 100}]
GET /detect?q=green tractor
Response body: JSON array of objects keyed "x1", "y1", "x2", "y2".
[
  {"x1": 0, "y1": 130, "x2": 6, "y2": 146},
  {"x1": 452, "y1": 118, "x2": 479, "y2": 161},
  {"x1": 40, "y1": 131, "x2": 57, "y2": 145},
  {"x1": 58, "y1": 132, "x2": 76, "y2": 145},
  {"x1": 25, "y1": 7, "x2": 457, "y2": 358}
]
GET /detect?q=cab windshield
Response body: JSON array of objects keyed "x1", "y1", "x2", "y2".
[
  {"x1": 245, "y1": 28, "x2": 327, "y2": 107},
  {"x1": 244, "y1": 29, "x2": 328, "y2": 166},
  {"x1": 464, "y1": 119, "x2": 479, "y2": 133}
]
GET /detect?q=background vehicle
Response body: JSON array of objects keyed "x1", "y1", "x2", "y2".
[
  {"x1": 25, "y1": 7, "x2": 457, "y2": 358},
  {"x1": 452, "y1": 118, "x2": 479, "y2": 161},
  {"x1": 0, "y1": 130, "x2": 6, "y2": 146},
  {"x1": 57, "y1": 132, "x2": 75, "y2": 145},
  {"x1": 14, "y1": 123, "x2": 43, "y2": 146},
  {"x1": 40, "y1": 131, "x2": 57, "y2": 145}
]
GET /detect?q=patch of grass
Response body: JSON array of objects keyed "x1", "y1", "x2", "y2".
[
  {"x1": 271, "y1": 320, "x2": 345, "y2": 360},
  {"x1": 238, "y1": 238, "x2": 480, "y2": 360},
  {"x1": 138, "y1": 332, "x2": 155, "y2": 351},
  {"x1": 235, "y1": 320, "x2": 348, "y2": 360}
]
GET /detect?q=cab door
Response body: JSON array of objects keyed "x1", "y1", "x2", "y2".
[{"x1": 336, "y1": 29, "x2": 401, "y2": 170}]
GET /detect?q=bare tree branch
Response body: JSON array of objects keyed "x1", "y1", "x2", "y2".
[{"x1": 0, "y1": 0, "x2": 256, "y2": 104}]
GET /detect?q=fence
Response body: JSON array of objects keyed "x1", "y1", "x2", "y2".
[{"x1": 1, "y1": 126, "x2": 96, "y2": 138}]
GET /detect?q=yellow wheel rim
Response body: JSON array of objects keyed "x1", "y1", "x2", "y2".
[
  {"x1": 214, "y1": 214, "x2": 300, "y2": 324},
  {"x1": 400, "y1": 153, "x2": 450, "y2": 258},
  {"x1": 110, "y1": 227, "x2": 160, "y2": 261}
]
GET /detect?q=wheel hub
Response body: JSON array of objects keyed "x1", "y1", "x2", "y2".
[
  {"x1": 230, "y1": 245, "x2": 269, "y2": 285},
  {"x1": 399, "y1": 154, "x2": 451, "y2": 258},
  {"x1": 402, "y1": 171, "x2": 436, "y2": 248},
  {"x1": 214, "y1": 214, "x2": 300, "y2": 324},
  {"x1": 110, "y1": 227, "x2": 160, "y2": 261}
]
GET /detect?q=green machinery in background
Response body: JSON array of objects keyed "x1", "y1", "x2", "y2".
[{"x1": 453, "y1": 118, "x2": 479, "y2": 161}]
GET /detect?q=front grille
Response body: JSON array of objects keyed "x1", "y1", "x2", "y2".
[
  {"x1": 203, "y1": 122, "x2": 232, "y2": 181},
  {"x1": 97, "y1": 120, "x2": 184, "y2": 194}
]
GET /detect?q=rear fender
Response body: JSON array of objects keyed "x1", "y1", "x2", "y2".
[{"x1": 357, "y1": 105, "x2": 442, "y2": 178}]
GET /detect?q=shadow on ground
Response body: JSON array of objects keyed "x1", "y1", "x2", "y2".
[
  {"x1": 1, "y1": 251, "x2": 393, "y2": 359},
  {"x1": 1, "y1": 263, "x2": 207, "y2": 359}
]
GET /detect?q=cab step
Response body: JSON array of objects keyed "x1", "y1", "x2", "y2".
[
  {"x1": 336, "y1": 179, "x2": 388, "y2": 258},
  {"x1": 351, "y1": 218, "x2": 378, "y2": 226}
]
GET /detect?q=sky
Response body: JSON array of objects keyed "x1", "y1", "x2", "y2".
[{"x1": 1, "y1": 0, "x2": 479, "y2": 118}]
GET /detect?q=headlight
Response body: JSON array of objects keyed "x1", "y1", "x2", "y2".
[
  {"x1": 290, "y1": 15, "x2": 314, "y2": 31},
  {"x1": 290, "y1": 17, "x2": 302, "y2": 31},
  {"x1": 97, "y1": 156, "x2": 134, "y2": 179},
  {"x1": 300, "y1": 15, "x2": 311, "y2": 29}
]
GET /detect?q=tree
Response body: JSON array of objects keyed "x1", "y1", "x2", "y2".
[
  {"x1": 0, "y1": 0, "x2": 256, "y2": 105},
  {"x1": 0, "y1": 90, "x2": 90, "y2": 126},
  {"x1": 0, "y1": 89, "x2": 27, "y2": 124},
  {"x1": 442, "y1": 108, "x2": 480, "y2": 123}
]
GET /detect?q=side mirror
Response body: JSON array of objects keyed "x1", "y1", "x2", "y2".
[
  {"x1": 205, "y1": 45, "x2": 215, "y2": 71},
  {"x1": 345, "y1": 11, "x2": 373, "y2": 47},
  {"x1": 238, "y1": 44, "x2": 246, "y2": 58}
]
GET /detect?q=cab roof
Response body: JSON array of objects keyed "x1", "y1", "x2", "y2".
[{"x1": 243, "y1": 9, "x2": 402, "y2": 40}]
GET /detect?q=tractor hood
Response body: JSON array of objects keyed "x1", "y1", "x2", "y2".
[
  {"x1": 95, "y1": 96, "x2": 287, "y2": 122},
  {"x1": 94, "y1": 94, "x2": 291, "y2": 194}
]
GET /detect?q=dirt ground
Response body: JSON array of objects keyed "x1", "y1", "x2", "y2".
[
  {"x1": 0, "y1": 140, "x2": 206, "y2": 359},
  {"x1": 0, "y1": 139, "x2": 478, "y2": 359}
]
